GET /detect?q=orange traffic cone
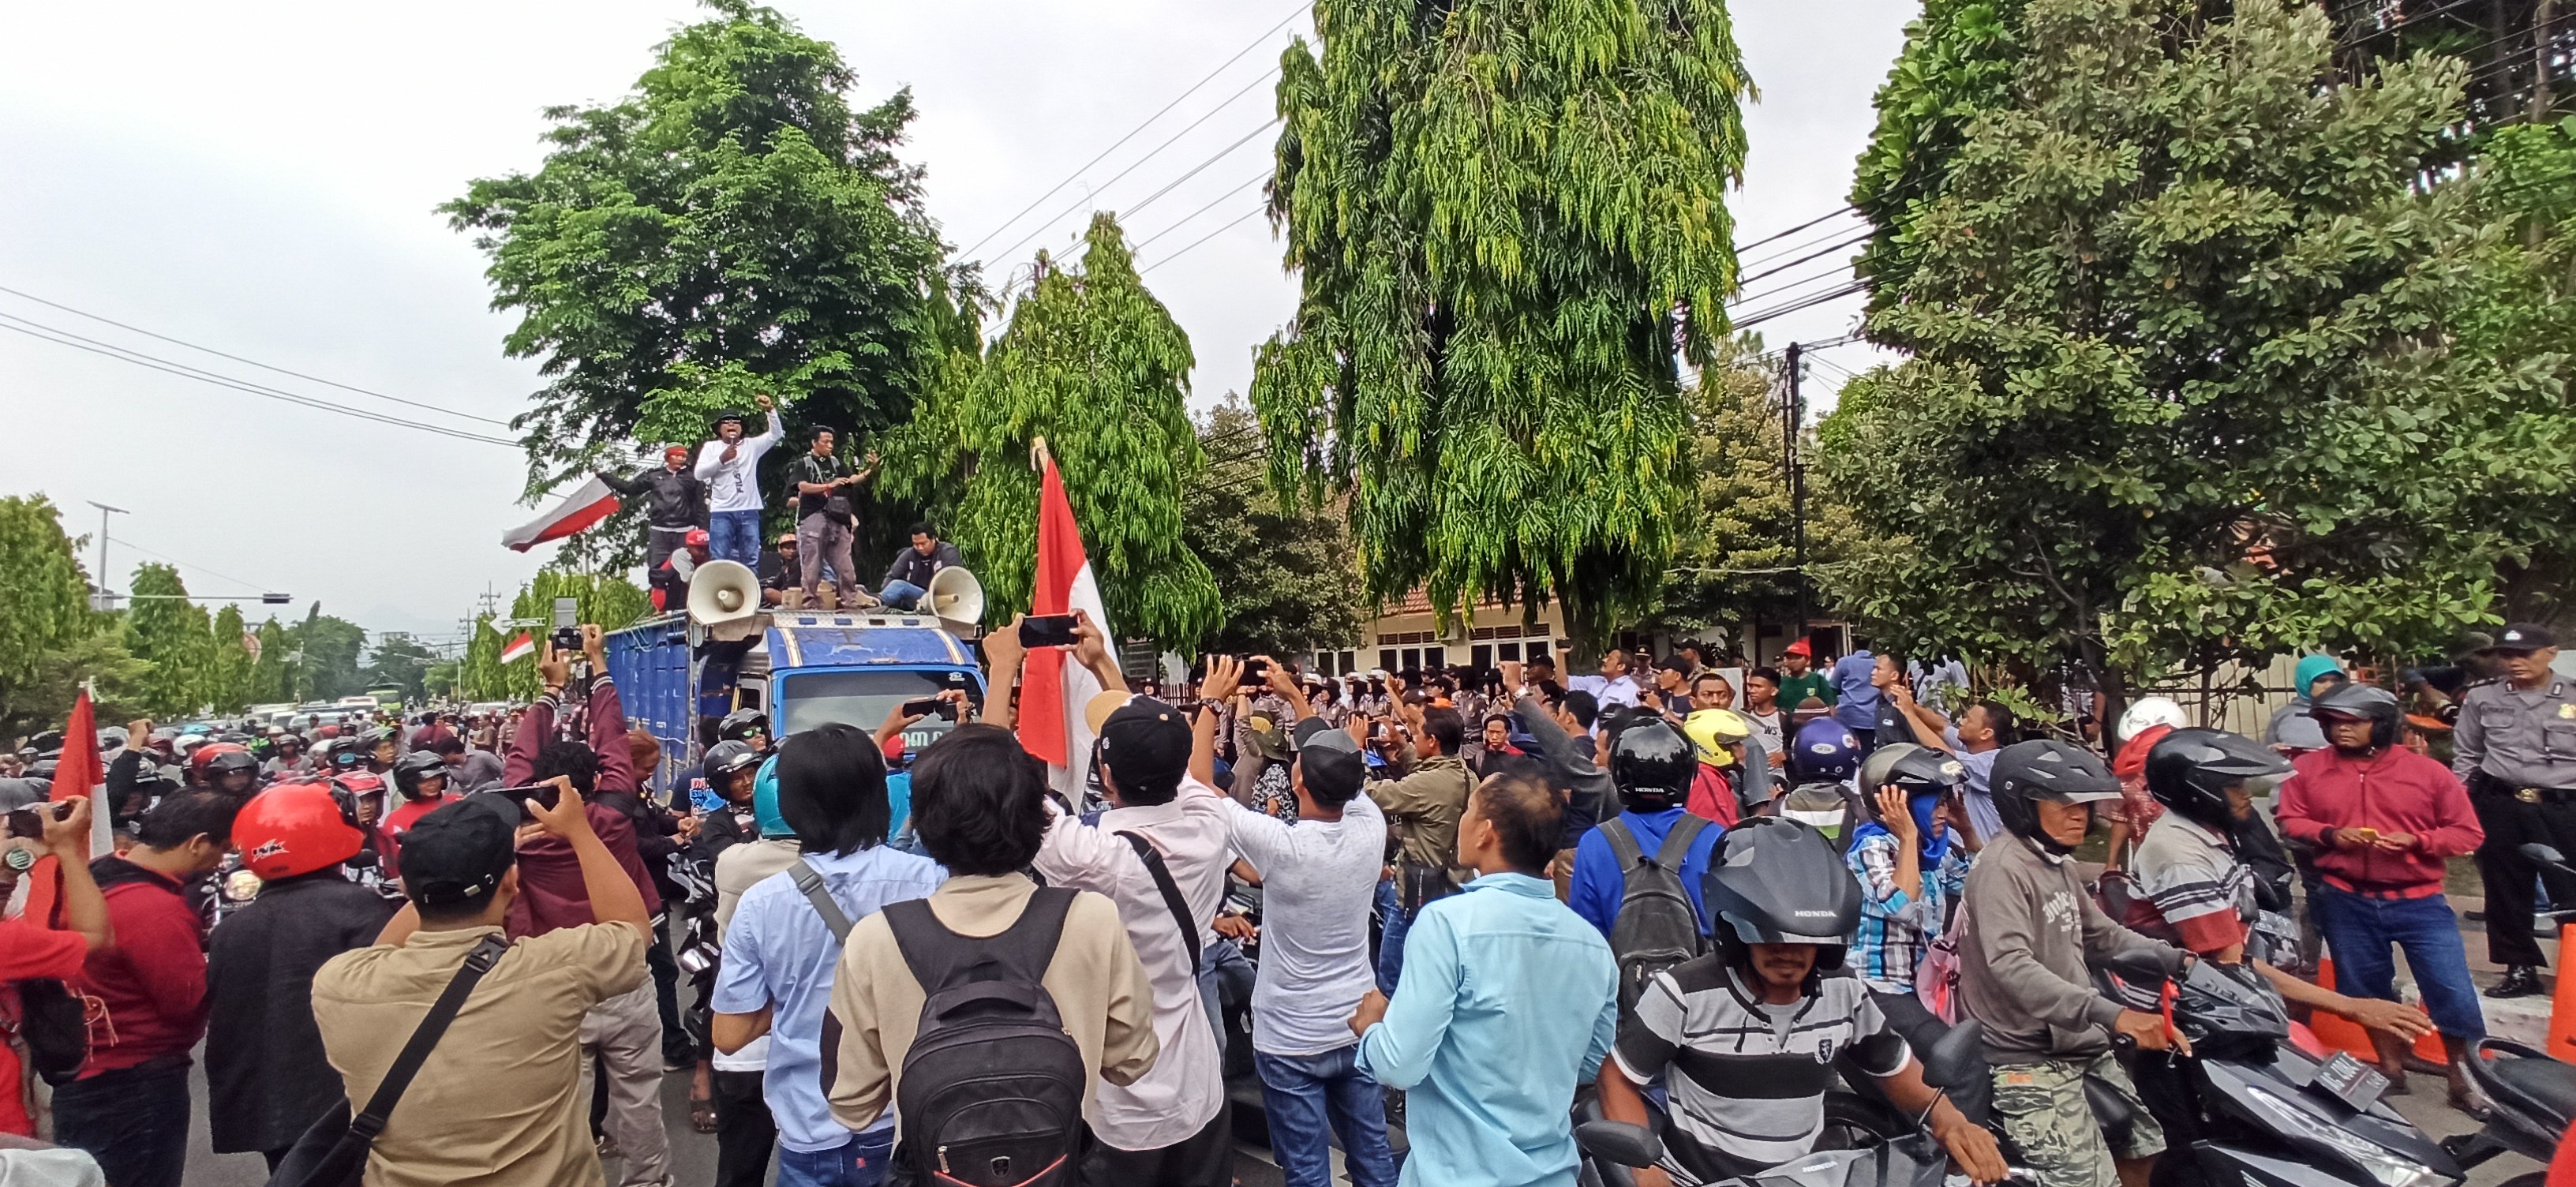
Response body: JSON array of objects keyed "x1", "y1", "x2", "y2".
[
  {"x1": 2310, "y1": 953, "x2": 2445, "y2": 1062},
  {"x1": 2548, "y1": 923, "x2": 2576, "y2": 1062}
]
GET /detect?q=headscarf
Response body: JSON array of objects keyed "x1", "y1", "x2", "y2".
[{"x1": 2292, "y1": 654, "x2": 2347, "y2": 702}]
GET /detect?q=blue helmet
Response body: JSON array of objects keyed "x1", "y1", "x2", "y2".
[
  {"x1": 1789, "y1": 718, "x2": 1861, "y2": 784},
  {"x1": 752, "y1": 755, "x2": 790, "y2": 840}
]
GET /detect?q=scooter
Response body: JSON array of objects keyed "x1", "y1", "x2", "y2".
[
  {"x1": 2439, "y1": 844, "x2": 2576, "y2": 1187},
  {"x1": 1576, "y1": 1020, "x2": 2010, "y2": 1187},
  {"x1": 2094, "y1": 949, "x2": 2463, "y2": 1187}
]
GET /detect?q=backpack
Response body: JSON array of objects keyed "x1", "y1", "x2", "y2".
[
  {"x1": 882, "y1": 887, "x2": 1088, "y2": 1187},
  {"x1": 1917, "y1": 898, "x2": 1969, "y2": 1024},
  {"x1": 12, "y1": 978, "x2": 93, "y2": 1084},
  {"x1": 1602, "y1": 814, "x2": 1713, "y2": 1019}
]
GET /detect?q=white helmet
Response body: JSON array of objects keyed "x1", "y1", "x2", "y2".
[{"x1": 2117, "y1": 695, "x2": 2188, "y2": 743}]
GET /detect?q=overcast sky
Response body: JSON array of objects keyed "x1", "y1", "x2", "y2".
[{"x1": 0, "y1": 0, "x2": 1913, "y2": 653}]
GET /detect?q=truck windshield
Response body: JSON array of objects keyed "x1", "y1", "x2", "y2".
[{"x1": 774, "y1": 670, "x2": 963, "y2": 747}]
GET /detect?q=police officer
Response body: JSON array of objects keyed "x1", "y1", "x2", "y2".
[{"x1": 2453, "y1": 623, "x2": 2576, "y2": 998}]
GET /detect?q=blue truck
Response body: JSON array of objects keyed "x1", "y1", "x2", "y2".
[{"x1": 604, "y1": 606, "x2": 987, "y2": 792}]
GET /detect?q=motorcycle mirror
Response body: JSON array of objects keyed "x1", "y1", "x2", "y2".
[
  {"x1": 1574, "y1": 1120, "x2": 1664, "y2": 1170},
  {"x1": 2519, "y1": 842, "x2": 2568, "y2": 870},
  {"x1": 1920, "y1": 1019, "x2": 1985, "y2": 1091}
]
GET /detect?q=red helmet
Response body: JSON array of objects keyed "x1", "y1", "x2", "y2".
[
  {"x1": 189, "y1": 743, "x2": 251, "y2": 783},
  {"x1": 235, "y1": 782, "x2": 365, "y2": 880},
  {"x1": 684, "y1": 527, "x2": 711, "y2": 549}
]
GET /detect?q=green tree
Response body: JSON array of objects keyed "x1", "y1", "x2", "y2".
[
  {"x1": 2456, "y1": 118, "x2": 2576, "y2": 623},
  {"x1": 1817, "y1": 0, "x2": 2563, "y2": 721},
  {"x1": 1851, "y1": 0, "x2": 2030, "y2": 305},
  {"x1": 0, "y1": 495, "x2": 106, "y2": 736},
  {"x1": 295, "y1": 606, "x2": 370, "y2": 702},
  {"x1": 363, "y1": 634, "x2": 438, "y2": 704},
  {"x1": 472, "y1": 571, "x2": 657, "y2": 700},
  {"x1": 249, "y1": 618, "x2": 297, "y2": 705},
  {"x1": 1251, "y1": 0, "x2": 1751, "y2": 652},
  {"x1": 1183, "y1": 396, "x2": 1364, "y2": 657},
  {"x1": 460, "y1": 614, "x2": 514, "y2": 702},
  {"x1": 205, "y1": 604, "x2": 253, "y2": 714},
  {"x1": 125, "y1": 564, "x2": 215, "y2": 717},
  {"x1": 894, "y1": 215, "x2": 1219, "y2": 649},
  {"x1": 444, "y1": 0, "x2": 952, "y2": 558}
]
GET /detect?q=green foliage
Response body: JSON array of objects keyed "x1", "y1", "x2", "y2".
[
  {"x1": 0, "y1": 495, "x2": 106, "y2": 736},
  {"x1": 1818, "y1": 0, "x2": 2567, "y2": 701},
  {"x1": 249, "y1": 619, "x2": 296, "y2": 705},
  {"x1": 1184, "y1": 396, "x2": 1364, "y2": 657},
  {"x1": 460, "y1": 615, "x2": 514, "y2": 702},
  {"x1": 125, "y1": 565, "x2": 216, "y2": 718},
  {"x1": 897, "y1": 214, "x2": 1220, "y2": 650},
  {"x1": 294, "y1": 605, "x2": 371, "y2": 702},
  {"x1": 1851, "y1": 0, "x2": 2030, "y2": 305},
  {"x1": 1252, "y1": 0, "x2": 1752, "y2": 650},
  {"x1": 462, "y1": 571, "x2": 656, "y2": 702},
  {"x1": 2457, "y1": 118, "x2": 2576, "y2": 623},
  {"x1": 205, "y1": 605, "x2": 253, "y2": 715},
  {"x1": 444, "y1": 0, "x2": 951, "y2": 552},
  {"x1": 362, "y1": 634, "x2": 438, "y2": 705}
]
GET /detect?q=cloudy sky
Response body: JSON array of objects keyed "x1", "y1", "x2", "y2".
[{"x1": 0, "y1": 0, "x2": 1914, "y2": 653}]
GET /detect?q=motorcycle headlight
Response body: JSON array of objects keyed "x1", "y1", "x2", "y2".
[{"x1": 2240, "y1": 1087, "x2": 2452, "y2": 1187}]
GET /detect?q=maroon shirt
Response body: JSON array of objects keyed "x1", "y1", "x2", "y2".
[
  {"x1": 503, "y1": 678, "x2": 662, "y2": 936},
  {"x1": 81, "y1": 859, "x2": 212, "y2": 1073}
]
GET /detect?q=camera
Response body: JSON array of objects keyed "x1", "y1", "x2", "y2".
[{"x1": 551, "y1": 597, "x2": 581, "y2": 653}]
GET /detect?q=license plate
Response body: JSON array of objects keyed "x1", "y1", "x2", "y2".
[{"x1": 2312, "y1": 1050, "x2": 2391, "y2": 1110}]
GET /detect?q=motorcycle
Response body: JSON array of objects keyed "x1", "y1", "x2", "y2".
[
  {"x1": 2439, "y1": 844, "x2": 2576, "y2": 1187},
  {"x1": 1576, "y1": 1020, "x2": 2012, "y2": 1187}
]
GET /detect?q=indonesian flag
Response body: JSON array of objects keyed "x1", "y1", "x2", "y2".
[
  {"x1": 1017, "y1": 453, "x2": 1113, "y2": 797},
  {"x1": 54, "y1": 691, "x2": 109, "y2": 855},
  {"x1": 500, "y1": 631, "x2": 537, "y2": 665},
  {"x1": 501, "y1": 475, "x2": 620, "y2": 552}
]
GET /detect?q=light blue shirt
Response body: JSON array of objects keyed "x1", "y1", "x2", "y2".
[
  {"x1": 1355, "y1": 873, "x2": 1618, "y2": 1187},
  {"x1": 1832, "y1": 651, "x2": 1883, "y2": 732},
  {"x1": 710, "y1": 844, "x2": 945, "y2": 1151}
]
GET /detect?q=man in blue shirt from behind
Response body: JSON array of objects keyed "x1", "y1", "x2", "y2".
[
  {"x1": 1348, "y1": 768, "x2": 1619, "y2": 1187},
  {"x1": 1567, "y1": 717, "x2": 1727, "y2": 943}
]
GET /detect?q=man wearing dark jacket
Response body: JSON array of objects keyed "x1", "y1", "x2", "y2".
[
  {"x1": 601, "y1": 445, "x2": 709, "y2": 579},
  {"x1": 876, "y1": 522, "x2": 963, "y2": 610}
]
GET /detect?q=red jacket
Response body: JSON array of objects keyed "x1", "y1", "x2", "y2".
[
  {"x1": 2275, "y1": 745, "x2": 2481, "y2": 897},
  {"x1": 1686, "y1": 763, "x2": 1738, "y2": 826},
  {"x1": 503, "y1": 678, "x2": 661, "y2": 935},
  {"x1": 80, "y1": 859, "x2": 211, "y2": 1074}
]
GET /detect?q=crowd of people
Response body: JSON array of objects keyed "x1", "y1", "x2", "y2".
[{"x1": 0, "y1": 614, "x2": 2567, "y2": 1187}]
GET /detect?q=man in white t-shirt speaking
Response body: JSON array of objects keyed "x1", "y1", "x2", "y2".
[{"x1": 694, "y1": 393, "x2": 783, "y2": 567}]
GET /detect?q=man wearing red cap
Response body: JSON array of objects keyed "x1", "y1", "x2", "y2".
[
  {"x1": 1775, "y1": 639, "x2": 1834, "y2": 715},
  {"x1": 600, "y1": 444, "x2": 709, "y2": 585}
]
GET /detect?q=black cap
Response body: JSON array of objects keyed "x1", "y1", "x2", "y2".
[
  {"x1": 396, "y1": 796, "x2": 519, "y2": 911},
  {"x1": 2484, "y1": 623, "x2": 2558, "y2": 653},
  {"x1": 1290, "y1": 717, "x2": 1368, "y2": 800},
  {"x1": 1099, "y1": 697, "x2": 1192, "y2": 796},
  {"x1": 713, "y1": 409, "x2": 747, "y2": 426}
]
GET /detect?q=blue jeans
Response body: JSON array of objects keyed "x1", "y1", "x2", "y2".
[
  {"x1": 1254, "y1": 1045, "x2": 1399, "y2": 1187},
  {"x1": 54, "y1": 1062, "x2": 192, "y2": 1187},
  {"x1": 1374, "y1": 878, "x2": 1410, "y2": 994},
  {"x1": 776, "y1": 1128, "x2": 895, "y2": 1187},
  {"x1": 2315, "y1": 887, "x2": 2486, "y2": 1039},
  {"x1": 1198, "y1": 936, "x2": 1256, "y2": 1062},
  {"x1": 709, "y1": 509, "x2": 762, "y2": 567},
  {"x1": 878, "y1": 579, "x2": 927, "y2": 609}
]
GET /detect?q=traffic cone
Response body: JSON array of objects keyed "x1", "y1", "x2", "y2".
[
  {"x1": 2310, "y1": 953, "x2": 2445, "y2": 1062},
  {"x1": 2548, "y1": 923, "x2": 2576, "y2": 1062}
]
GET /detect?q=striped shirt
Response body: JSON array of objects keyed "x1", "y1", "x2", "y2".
[
  {"x1": 1612, "y1": 958, "x2": 1910, "y2": 1183},
  {"x1": 2131, "y1": 814, "x2": 2254, "y2": 955},
  {"x1": 1846, "y1": 823, "x2": 1973, "y2": 993}
]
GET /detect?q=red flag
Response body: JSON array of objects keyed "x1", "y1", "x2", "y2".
[
  {"x1": 500, "y1": 631, "x2": 537, "y2": 664},
  {"x1": 500, "y1": 475, "x2": 621, "y2": 552},
  {"x1": 53, "y1": 691, "x2": 100, "y2": 803},
  {"x1": 1017, "y1": 455, "x2": 1114, "y2": 782}
]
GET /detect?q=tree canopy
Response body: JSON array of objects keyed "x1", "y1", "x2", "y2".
[
  {"x1": 1251, "y1": 0, "x2": 1752, "y2": 651},
  {"x1": 1183, "y1": 396, "x2": 1365, "y2": 657}
]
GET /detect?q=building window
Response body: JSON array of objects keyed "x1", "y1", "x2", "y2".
[
  {"x1": 1498, "y1": 642, "x2": 1522, "y2": 662},
  {"x1": 1471, "y1": 644, "x2": 1492, "y2": 671},
  {"x1": 1380, "y1": 649, "x2": 1398, "y2": 672},
  {"x1": 1527, "y1": 641, "x2": 1552, "y2": 665},
  {"x1": 1341, "y1": 650, "x2": 1357, "y2": 673},
  {"x1": 1425, "y1": 646, "x2": 1447, "y2": 672}
]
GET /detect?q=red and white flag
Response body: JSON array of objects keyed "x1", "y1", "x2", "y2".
[
  {"x1": 501, "y1": 475, "x2": 620, "y2": 552},
  {"x1": 1017, "y1": 453, "x2": 1114, "y2": 797},
  {"x1": 500, "y1": 631, "x2": 537, "y2": 665},
  {"x1": 54, "y1": 691, "x2": 110, "y2": 855}
]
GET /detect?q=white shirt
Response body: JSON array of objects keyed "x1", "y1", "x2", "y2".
[
  {"x1": 693, "y1": 410, "x2": 784, "y2": 512},
  {"x1": 1746, "y1": 709, "x2": 1785, "y2": 758},
  {"x1": 1570, "y1": 674, "x2": 1642, "y2": 710},
  {"x1": 1030, "y1": 781, "x2": 1231, "y2": 1149},
  {"x1": 1213, "y1": 784, "x2": 1387, "y2": 1056}
]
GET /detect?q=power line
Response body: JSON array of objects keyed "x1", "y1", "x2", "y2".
[
  {"x1": 107, "y1": 536, "x2": 273, "y2": 596},
  {"x1": 1141, "y1": 205, "x2": 1271, "y2": 274},
  {"x1": 1732, "y1": 205, "x2": 1863, "y2": 255},
  {"x1": 1731, "y1": 230, "x2": 1872, "y2": 290},
  {"x1": 986, "y1": 73, "x2": 1282, "y2": 266},
  {"x1": 1133, "y1": 169, "x2": 1272, "y2": 253},
  {"x1": 957, "y1": 1, "x2": 1313, "y2": 260},
  {"x1": 1119, "y1": 119, "x2": 1282, "y2": 223},
  {"x1": 0, "y1": 284, "x2": 514, "y2": 427}
]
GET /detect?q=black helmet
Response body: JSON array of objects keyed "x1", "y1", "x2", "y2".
[
  {"x1": 2305, "y1": 682, "x2": 2400, "y2": 751},
  {"x1": 703, "y1": 740, "x2": 761, "y2": 782},
  {"x1": 1702, "y1": 818, "x2": 1863, "y2": 968},
  {"x1": 718, "y1": 709, "x2": 769, "y2": 744},
  {"x1": 2144, "y1": 728, "x2": 2288, "y2": 830},
  {"x1": 391, "y1": 751, "x2": 449, "y2": 800},
  {"x1": 713, "y1": 409, "x2": 747, "y2": 429},
  {"x1": 204, "y1": 748, "x2": 261, "y2": 792},
  {"x1": 1859, "y1": 743, "x2": 1966, "y2": 797},
  {"x1": 1990, "y1": 739, "x2": 2122, "y2": 855},
  {"x1": 1608, "y1": 721, "x2": 1694, "y2": 811}
]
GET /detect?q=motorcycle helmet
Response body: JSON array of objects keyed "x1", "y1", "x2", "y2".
[
  {"x1": 97, "y1": 727, "x2": 129, "y2": 751},
  {"x1": 2305, "y1": 682, "x2": 2401, "y2": 751},
  {"x1": 1702, "y1": 818, "x2": 1864, "y2": 970},
  {"x1": 27, "y1": 731, "x2": 64, "y2": 757},
  {"x1": 702, "y1": 740, "x2": 762, "y2": 800},
  {"x1": 1990, "y1": 738, "x2": 2123, "y2": 856},
  {"x1": 1858, "y1": 743, "x2": 1967, "y2": 797},
  {"x1": 327, "y1": 743, "x2": 367, "y2": 773},
  {"x1": 718, "y1": 709, "x2": 770, "y2": 746},
  {"x1": 190, "y1": 743, "x2": 251, "y2": 784},
  {"x1": 1608, "y1": 721, "x2": 1694, "y2": 812},
  {"x1": 1779, "y1": 782, "x2": 1859, "y2": 842},
  {"x1": 2144, "y1": 728, "x2": 2289, "y2": 831},
  {"x1": 2116, "y1": 696, "x2": 2189, "y2": 744},
  {"x1": 1788, "y1": 718, "x2": 1862, "y2": 784},
  {"x1": 1682, "y1": 710, "x2": 1753, "y2": 766},
  {"x1": 391, "y1": 751, "x2": 450, "y2": 801},
  {"x1": 174, "y1": 734, "x2": 211, "y2": 760},
  {"x1": 752, "y1": 755, "x2": 790, "y2": 839},
  {"x1": 234, "y1": 781, "x2": 366, "y2": 880},
  {"x1": 203, "y1": 747, "x2": 262, "y2": 796}
]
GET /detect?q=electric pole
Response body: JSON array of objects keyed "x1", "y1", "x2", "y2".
[
  {"x1": 86, "y1": 501, "x2": 128, "y2": 612},
  {"x1": 1783, "y1": 343, "x2": 1809, "y2": 653}
]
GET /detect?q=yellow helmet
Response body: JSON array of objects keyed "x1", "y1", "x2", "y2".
[{"x1": 1683, "y1": 709, "x2": 1753, "y2": 765}]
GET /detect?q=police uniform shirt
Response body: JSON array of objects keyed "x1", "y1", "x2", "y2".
[{"x1": 2452, "y1": 677, "x2": 2576, "y2": 791}]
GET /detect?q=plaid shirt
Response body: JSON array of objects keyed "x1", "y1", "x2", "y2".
[{"x1": 1847, "y1": 823, "x2": 1974, "y2": 993}]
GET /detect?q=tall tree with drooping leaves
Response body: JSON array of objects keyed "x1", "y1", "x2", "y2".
[
  {"x1": 125, "y1": 564, "x2": 215, "y2": 718},
  {"x1": 459, "y1": 614, "x2": 514, "y2": 702},
  {"x1": 1252, "y1": 0, "x2": 1752, "y2": 653},
  {"x1": 294, "y1": 605, "x2": 371, "y2": 702},
  {"x1": 0, "y1": 496, "x2": 102, "y2": 732},
  {"x1": 1183, "y1": 396, "x2": 1365, "y2": 658},
  {"x1": 900, "y1": 214, "x2": 1219, "y2": 650},
  {"x1": 471, "y1": 571, "x2": 657, "y2": 700},
  {"x1": 248, "y1": 618, "x2": 296, "y2": 706},
  {"x1": 1818, "y1": 0, "x2": 2568, "y2": 725},
  {"x1": 205, "y1": 604, "x2": 253, "y2": 714},
  {"x1": 363, "y1": 634, "x2": 437, "y2": 705},
  {"x1": 444, "y1": 0, "x2": 953, "y2": 567}
]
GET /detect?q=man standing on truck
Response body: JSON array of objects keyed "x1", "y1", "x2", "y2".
[
  {"x1": 599, "y1": 444, "x2": 707, "y2": 581},
  {"x1": 694, "y1": 393, "x2": 782, "y2": 567},
  {"x1": 790, "y1": 427, "x2": 877, "y2": 611}
]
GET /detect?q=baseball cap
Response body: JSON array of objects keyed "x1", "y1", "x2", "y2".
[
  {"x1": 1290, "y1": 717, "x2": 1367, "y2": 799},
  {"x1": 1099, "y1": 697, "x2": 1192, "y2": 796},
  {"x1": 2484, "y1": 623, "x2": 2558, "y2": 653},
  {"x1": 1783, "y1": 639, "x2": 1812, "y2": 657},
  {"x1": 395, "y1": 796, "x2": 519, "y2": 911}
]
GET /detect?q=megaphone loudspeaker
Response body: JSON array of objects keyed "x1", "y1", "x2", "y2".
[
  {"x1": 927, "y1": 567, "x2": 983, "y2": 628},
  {"x1": 687, "y1": 560, "x2": 764, "y2": 640}
]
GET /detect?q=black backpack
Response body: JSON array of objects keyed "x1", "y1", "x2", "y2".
[
  {"x1": 882, "y1": 886, "x2": 1089, "y2": 1187},
  {"x1": 1601, "y1": 813, "x2": 1713, "y2": 1020}
]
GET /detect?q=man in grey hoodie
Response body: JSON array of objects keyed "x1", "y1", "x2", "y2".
[{"x1": 1961, "y1": 740, "x2": 2191, "y2": 1187}]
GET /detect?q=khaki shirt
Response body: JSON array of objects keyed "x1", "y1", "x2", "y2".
[
  {"x1": 2453, "y1": 678, "x2": 2576, "y2": 790},
  {"x1": 313, "y1": 922, "x2": 649, "y2": 1187},
  {"x1": 823, "y1": 873, "x2": 1158, "y2": 1138},
  {"x1": 1368, "y1": 753, "x2": 1474, "y2": 889}
]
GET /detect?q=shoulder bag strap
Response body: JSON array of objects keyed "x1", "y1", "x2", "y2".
[
  {"x1": 350, "y1": 933, "x2": 511, "y2": 1140},
  {"x1": 987, "y1": 886, "x2": 1078, "y2": 983},
  {"x1": 1115, "y1": 831, "x2": 1201, "y2": 975},
  {"x1": 1601, "y1": 816, "x2": 1643, "y2": 869},
  {"x1": 788, "y1": 859, "x2": 857, "y2": 945}
]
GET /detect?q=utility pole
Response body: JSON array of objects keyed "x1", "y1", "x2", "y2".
[
  {"x1": 1783, "y1": 343, "x2": 1809, "y2": 654},
  {"x1": 86, "y1": 502, "x2": 127, "y2": 612}
]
